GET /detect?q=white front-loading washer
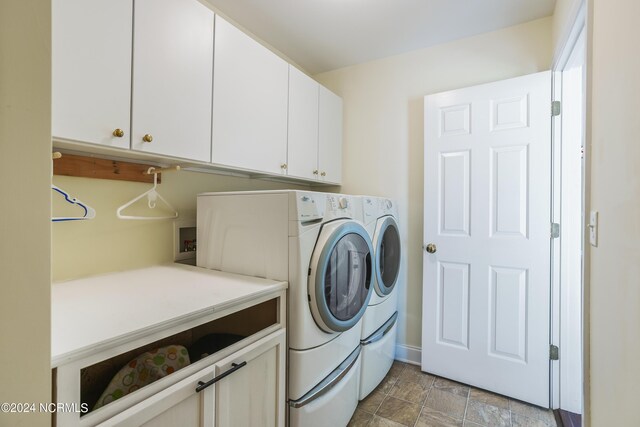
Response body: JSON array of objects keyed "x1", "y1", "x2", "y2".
[
  {"x1": 197, "y1": 190, "x2": 373, "y2": 426},
  {"x1": 358, "y1": 196, "x2": 402, "y2": 399}
]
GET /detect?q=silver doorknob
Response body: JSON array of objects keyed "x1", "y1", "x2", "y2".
[{"x1": 425, "y1": 243, "x2": 437, "y2": 254}]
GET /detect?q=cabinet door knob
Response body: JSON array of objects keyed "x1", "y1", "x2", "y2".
[
  {"x1": 142, "y1": 134, "x2": 153, "y2": 143},
  {"x1": 112, "y1": 128, "x2": 125, "y2": 138},
  {"x1": 280, "y1": 163, "x2": 288, "y2": 170},
  {"x1": 321, "y1": 171, "x2": 326, "y2": 177},
  {"x1": 313, "y1": 170, "x2": 319, "y2": 175}
]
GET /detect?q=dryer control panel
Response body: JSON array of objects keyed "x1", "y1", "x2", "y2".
[
  {"x1": 294, "y1": 192, "x2": 325, "y2": 221},
  {"x1": 361, "y1": 197, "x2": 377, "y2": 226},
  {"x1": 378, "y1": 198, "x2": 397, "y2": 217}
]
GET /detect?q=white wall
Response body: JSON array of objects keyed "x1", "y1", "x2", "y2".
[
  {"x1": 0, "y1": 1, "x2": 52, "y2": 426},
  {"x1": 315, "y1": 17, "x2": 553, "y2": 349},
  {"x1": 587, "y1": 0, "x2": 640, "y2": 424}
]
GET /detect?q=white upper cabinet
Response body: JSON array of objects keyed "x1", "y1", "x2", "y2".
[
  {"x1": 318, "y1": 86, "x2": 343, "y2": 184},
  {"x1": 287, "y1": 66, "x2": 320, "y2": 180},
  {"x1": 212, "y1": 16, "x2": 289, "y2": 175},
  {"x1": 52, "y1": 0, "x2": 132, "y2": 148},
  {"x1": 52, "y1": 1, "x2": 342, "y2": 183},
  {"x1": 131, "y1": 0, "x2": 214, "y2": 162}
]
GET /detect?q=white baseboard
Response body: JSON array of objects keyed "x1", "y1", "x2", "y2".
[{"x1": 395, "y1": 344, "x2": 421, "y2": 366}]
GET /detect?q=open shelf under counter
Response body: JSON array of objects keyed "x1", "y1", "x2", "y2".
[{"x1": 51, "y1": 263, "x2": 287, "y2": 427}]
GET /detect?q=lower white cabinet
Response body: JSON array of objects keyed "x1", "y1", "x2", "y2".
[
  {"x1": 98, "y1": 363, "x2": 215, "y2": 426},
  {"x1": 52, "y1": 268, "x2": 287, "y2": 427},
  {"x1": 215, "y1": 330, "x2": 285, "y2": 427},
  {"x1": 99, "y1": 330, "x2": 286, "y2": 427}
]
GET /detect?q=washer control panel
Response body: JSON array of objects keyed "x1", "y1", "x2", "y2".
[
  {"x1": 338, "y1": 197, "x2": 349, "y2": 209},
  {"x1": 326, "y1": 194, "x2": 354, "y2": 219}
]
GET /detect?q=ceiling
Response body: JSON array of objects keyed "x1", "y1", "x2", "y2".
[{"x1": 206, "y1": 0, "x2": 557, "y2": 75}]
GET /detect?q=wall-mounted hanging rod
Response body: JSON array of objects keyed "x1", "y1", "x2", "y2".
[{"x1": 143, "y1": 165, "x2": 181, "y2": 174}]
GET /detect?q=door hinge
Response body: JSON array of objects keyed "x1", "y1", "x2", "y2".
[
  {"x1": 552, "y1": 101, "x2": 561, "y2": 117},
  {"x1": 550, "y1": 345, "x2": 559, "y2": 361},
  {"x1": 551, "y1": 223, "x2": 560, "y2": 239}
]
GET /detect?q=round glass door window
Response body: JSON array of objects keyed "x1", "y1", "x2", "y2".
[
  {"x1": 375, "y1": 217, "x2": 401, "y2": 296},
  {"x1": 311, "y1": 221, "x2": 373, "y2": 332}
]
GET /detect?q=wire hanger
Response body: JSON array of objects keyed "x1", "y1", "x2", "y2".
[
  {"x1": 51, "y1": 184, "x2": 97, "y2": 222},
  {"x1": 116, "y1": 166, "x2": 179, "y2": 220},
  {"x1": 51, "y1": 152, "x2": 97, "y2": 222}
]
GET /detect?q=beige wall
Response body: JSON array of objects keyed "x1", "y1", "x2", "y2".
[
  {"x1": 552, "y1": 0, "x2": 583, "y2": 57},
  {"x1": 315, "y1": 18, "x2": 553, "y2": 349},
  {"x1": 588, "y1": 0, "x2": 640, "y2": 423},
  {"x1": 52, "y1": 173, "x2": 311, "y2": 281},
  {"x1": 0, "y1": 1, "x2": 52, "y2": 426},
  {"x1": 200, "y1": 0, "x2": 309, "y2": 74}
]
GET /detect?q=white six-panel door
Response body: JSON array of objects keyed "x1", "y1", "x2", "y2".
[{"x1": 422, "y1": 71, "x2": 552, "y2": 407}]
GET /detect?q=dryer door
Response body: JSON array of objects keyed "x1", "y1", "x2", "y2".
[
  {"x1": 373, "y1": 216, "x2": 401, "y2": 297},
  {"x1": 308, "y1": 220, "x2": 373, "y2": 333}
]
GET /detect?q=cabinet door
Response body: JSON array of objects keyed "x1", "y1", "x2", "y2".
[
  {"x1": 212, "y1": 17, "x2": 289, "y2": 175},
  {"x1": 287, "y1": 66, "x2": 319, "y2": 180},
  {"x1": 215, "y1": 330, "x2": 286, "y2": 427},
  {"x1": 132, "y1": 0, "x2": 214, "y2": 161},
  {"x1": 98, "y1": 364, "x2": 216, "y2": 427},
  {"x1": 52, "y1": 0, "x2": 132, "y2": 148},
  {"x1": 318, "y1": 87, "x2": 343, "y2": 184}
]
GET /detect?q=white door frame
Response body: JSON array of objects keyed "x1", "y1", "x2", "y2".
[{"x1": 550, "y1": 0, "x2": 586, "y2": 412}]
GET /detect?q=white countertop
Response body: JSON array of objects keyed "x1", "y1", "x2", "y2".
[{"x1": 51, "y1": 264, "x2": 287, "y2": 367}]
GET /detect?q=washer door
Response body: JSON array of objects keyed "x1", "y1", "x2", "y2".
[
  {"x1": 308, "y1": 220, "x2": 374, "y2": 333},
  {"x1": 373, "y1": 216, "x2": 401, "y2": 297}
]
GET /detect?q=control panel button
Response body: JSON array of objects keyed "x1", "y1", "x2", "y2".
[{"x1": 338, "y1": 197, "x2": 349, "y2": 209}]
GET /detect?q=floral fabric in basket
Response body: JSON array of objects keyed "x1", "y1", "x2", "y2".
[{"x1": 94, "y1": 345, "x2": 190, "y2": 410}]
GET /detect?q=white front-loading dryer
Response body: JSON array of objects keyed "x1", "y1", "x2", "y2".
[
  {"x1": 358, "y1": 196, "x2": 402, "y2": 399},
  {"x1": 197, "y1": 190, "x2": 373, "y2": 427}
]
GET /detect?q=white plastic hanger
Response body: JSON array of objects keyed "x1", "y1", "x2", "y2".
[
  {"x1": 51, "y1": 184, "x2": 97, "y2": 222},
  {"x1": 116, "y1": 167, "x2": 179, "y2": 220}
]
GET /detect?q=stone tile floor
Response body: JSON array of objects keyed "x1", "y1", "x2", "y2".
[{"x1": 348, "y1": 361, "x2": 557, "y2": 427}]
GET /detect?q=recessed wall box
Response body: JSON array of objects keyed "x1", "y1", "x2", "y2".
[{"x1": 174, "y1": 218, "x2": 197, "y2": 263}]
